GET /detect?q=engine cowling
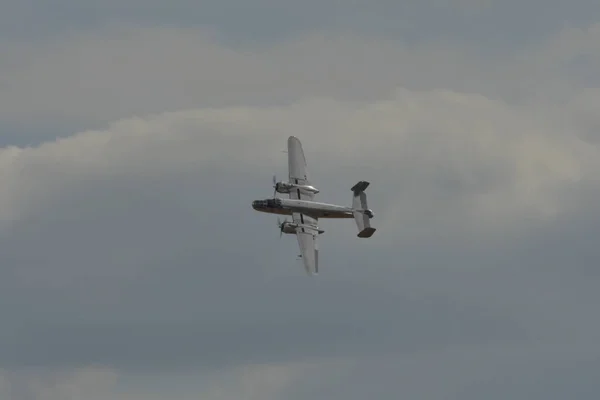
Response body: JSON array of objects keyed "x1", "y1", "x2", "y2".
[
  {"x1": 280, "y1": 222, "x2": 297, "y2": 234},
  {"x1": 274, "y1": 182, "x2": 292, "y2": 194},
  {"x1": 278, "y1": 219, "x2": 325, "y2": 236},
  {"x1": 274, "y1": 181, "x2": 320, "y2": 194}
]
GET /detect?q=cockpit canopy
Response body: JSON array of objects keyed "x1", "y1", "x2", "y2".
[{"x1": 252, "y1": 198, "x2": 282, "y2": 209}]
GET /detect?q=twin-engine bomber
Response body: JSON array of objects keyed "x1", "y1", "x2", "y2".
[{"x1": 252, "y1": 136, "x2": 376, "y2": 275}]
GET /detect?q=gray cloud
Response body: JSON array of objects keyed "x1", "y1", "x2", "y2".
[
  {"x1": 2, "y1": 0, "x2": 599, "y2": 46},
  {"x1": 1, "y1": 20, "x2": 600, "y2": 138},
  {"x1": 0, "y1": 90, "x2": 598, "y2": 392},
  {"x1": 1, "y1": 1, "x2": 600, "y2": 399}
]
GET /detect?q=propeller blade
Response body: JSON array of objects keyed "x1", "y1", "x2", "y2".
[{"x1": 277, "y1": 217, "x2": 283, "y2": 238}]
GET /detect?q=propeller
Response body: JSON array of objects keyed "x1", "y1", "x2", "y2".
[
  {"x1": 272, "y1": 174, "x2": 277, "y2": 198},
  {"x1": 277, "y1": 217, "x2": 289, "y2": 238},
  {"x1": 277, "y1": 217, "x2": 283, "y2": 238}
]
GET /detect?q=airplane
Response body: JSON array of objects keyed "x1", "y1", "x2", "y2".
[{"x1": 252, "y1": 136, "x2": 376, "y2": 275}]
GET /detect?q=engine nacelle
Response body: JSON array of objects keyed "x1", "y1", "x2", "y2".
[
  {"x1": 279, "y1": 221, "x2": 324, "y2": 235},
  {"x1": 274, "y1": 181, "x2": 320, "y2": 195},
  {"x1": 280, "y1": 222, "x2": 297, "y2": 235}
]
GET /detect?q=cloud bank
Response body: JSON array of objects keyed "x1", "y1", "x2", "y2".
[{"x1": 0, "y1": 6, "x2": 599, "y2": 400}]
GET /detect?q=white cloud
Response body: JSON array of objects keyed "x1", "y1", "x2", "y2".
[
  {"x1": 196, "y1": 360, "x2": 349, "y2": 400},
  {"x1": 0, "y1": 360, "x2": 349, "y2": 400},
  {"x1": 0, "y1": 367, "x2": 118, "y2": 400},
  {"x1": 0, "y1": 87, "x2": 597, "y2": 236}
]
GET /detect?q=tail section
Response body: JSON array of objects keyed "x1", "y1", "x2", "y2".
[{"x1": 351, "y1": 181, "x2": 376, "y2": 238}]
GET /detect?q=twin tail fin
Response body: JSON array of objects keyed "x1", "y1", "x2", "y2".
[{"x1": 351, "y1": 181, "x2": 376, "y2": 238}]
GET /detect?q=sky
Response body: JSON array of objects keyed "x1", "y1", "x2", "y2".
[{"x1": 0, "y1": 0, "x2": 600, "y2": 398}]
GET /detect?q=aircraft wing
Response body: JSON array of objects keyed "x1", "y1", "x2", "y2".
[
  {"x1": 292, "y1": 212, "x2": 319, "y2": 275},
  {"x1": 288, "y1": 136, "x2": 315, "y2": 201}
]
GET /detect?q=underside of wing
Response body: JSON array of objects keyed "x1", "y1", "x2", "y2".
[
  {"x1": 288, "y1": 136, "x2": 309, "y2": 184},
  {"x1": 292, "y1": 212, "x2": 319, "y2": 275},
  {"x1": 288, "y1": 136, "x2": 315, "y2": 201},
  {"x1": 292, "y1": 212, "x2": 318, "y2": 232},
  {"x1": 296, "y1": 230, "x2": 318, "y2": 275}
]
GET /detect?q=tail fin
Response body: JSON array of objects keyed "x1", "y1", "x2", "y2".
[{"x1": 351, "y1": 181, "x2": 376, "y2": 238}]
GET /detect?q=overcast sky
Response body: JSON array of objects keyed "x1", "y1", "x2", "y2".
[{"x1": 1, "y1": 0, "x2": 600, "y2": 399}]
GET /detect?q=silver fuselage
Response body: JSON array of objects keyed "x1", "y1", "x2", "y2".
[{"x1": 252, "y1": 197, "x2": 354, "y2": 218}]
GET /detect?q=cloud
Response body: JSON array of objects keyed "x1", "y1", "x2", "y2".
[
  {"x1": 283, "y1": 342, "x2": 600, "y2": 400},
  {"x1": 0, "y1": 83, "x2": 598, "y2": 374},
  {"x1": 2, "y1": 344, "x2": 598, "y2": 400},
  {"x1": 0, "y1": 367, "x2": 118, "y2": 400},
  {"x1": 1, "y1": 0, "x2": 598, "y2": 48},
  {"x1": 0, "y1": 87, "x2": 596, "y2": 232},
  {"x1": 1, "y1": 21, "x2": 600, "y2": 135},
  {"x1": 0, "y1": 9, "x2": 600, "y2": 400},
  {"x1": 196, "y1": 360, "x2": 351, "y2": 400},
  {"x1": 0, "y1": 360, "x2": 351, "y2": 400}
]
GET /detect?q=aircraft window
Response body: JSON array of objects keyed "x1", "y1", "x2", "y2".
[
  {"x1": 266, "y1": 199, "x2": 282, "y2": 207},
  {"x1": 253, "y1": 199, "x2": 282, "y2": 208}
]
